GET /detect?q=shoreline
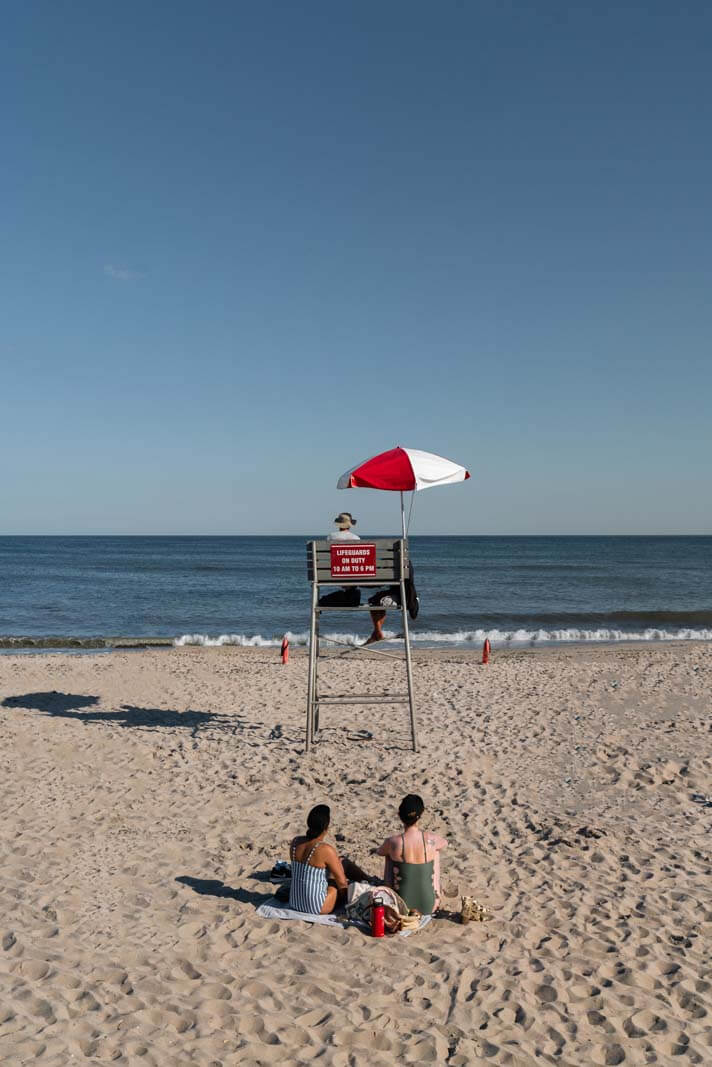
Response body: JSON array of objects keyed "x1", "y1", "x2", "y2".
[
  {"x1": 1, "y1": 633, "x2": 712, "y2": 654},
  {"x1": 0, "y1": 635, "x2": 176, "y2": 649}
]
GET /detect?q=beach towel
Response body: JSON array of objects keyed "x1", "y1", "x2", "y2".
[
  {"x1": 256, "y1": 897, "x2": 432, "y2": 936},
  {"x1": 256, "y1": 899, "x2": 343, "y2": 925}
]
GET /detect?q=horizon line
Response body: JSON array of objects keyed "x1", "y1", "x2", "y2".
[{"x1": 1, "y1": 532, "x2": 711, "y2": 539}]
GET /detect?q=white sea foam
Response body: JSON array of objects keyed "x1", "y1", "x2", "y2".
[
  {"x1": 174, "y1": 627, "x2": 712, "y2": 649},
  {"x1": 174, "y1": 631, "x2": 389, "y2": 648},
  {"x1": 174, "y1": 632, "x2": 293, "y2": 648}
]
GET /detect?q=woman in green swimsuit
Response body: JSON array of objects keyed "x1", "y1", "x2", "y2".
[{"x1": 374, "y1": 794, "x2": 448, "y2": 914}]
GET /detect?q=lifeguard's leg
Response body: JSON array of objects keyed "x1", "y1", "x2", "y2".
[{"x1": 365, "y1": 610, "x2": 386, "y2": 644}]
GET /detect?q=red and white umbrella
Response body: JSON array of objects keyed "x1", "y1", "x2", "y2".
[{"x1": 337, "y1": 446, "x2": 470, "y2": 537}]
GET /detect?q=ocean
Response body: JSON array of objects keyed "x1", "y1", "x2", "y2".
[{"x1": 1, "y1": 535, "x2": 711, "y2": 651}]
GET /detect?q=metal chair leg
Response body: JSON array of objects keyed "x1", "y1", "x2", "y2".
[
  {"x1": 306, "y1": 584, "x2": 318, "y2": 751},
  {"x1": 312, "y1": 611, "x2": 320, "y2": 739},
  {"x1": 400, "y1": 582, "x2": 418, "y2": 752}
]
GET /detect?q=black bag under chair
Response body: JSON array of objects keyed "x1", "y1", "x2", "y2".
[
  {"x1": 318, "y1": 586, "x2": 361, "y2": 608},
  {"x1": 368, "y1": 562, "x2": 419, "y2": 620}
]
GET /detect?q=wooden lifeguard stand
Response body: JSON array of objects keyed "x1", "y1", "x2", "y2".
[{"x1": 305, "y1": 538, "x2": 417, "y2": 752}]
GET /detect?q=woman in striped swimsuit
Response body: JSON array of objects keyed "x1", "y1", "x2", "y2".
[{"x1": 289, "y1": 805, "x2": 365, "y2": 915}]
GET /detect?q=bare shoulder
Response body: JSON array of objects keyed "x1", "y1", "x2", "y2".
[
  {"x1": 426, "y1": 831, "x2": 448, "y2": 850},
  {"x1": 317, "y1": 841, "x2": 340, "y2": 864},
  {"x1": 375, "y1": 833, "x2": 399, "y2": 857}
]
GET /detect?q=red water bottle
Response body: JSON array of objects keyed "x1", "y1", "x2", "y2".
[{"x1": 371, "y1": 896, "x2": 385, "y2": 938}]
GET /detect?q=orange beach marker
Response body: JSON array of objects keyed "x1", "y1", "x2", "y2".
[
  {"x1": 281, "y1": 636, "x2": 289, "y2": 665},
  {"x1": 482, "y1": 638, "x2": 490, "y2": 665}
]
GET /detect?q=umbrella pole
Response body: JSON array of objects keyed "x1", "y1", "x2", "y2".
[{"x1": 399, "y1": 490, "x2": 417, "y2": 750}]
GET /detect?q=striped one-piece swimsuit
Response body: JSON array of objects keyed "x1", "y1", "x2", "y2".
[{"x1": 289, "y1": 840, "x2": 328, "y2": 914}]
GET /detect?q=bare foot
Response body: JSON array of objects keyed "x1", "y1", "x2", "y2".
[{"x1": 364, "y1": 632, "x2": 384, "y2": 645}]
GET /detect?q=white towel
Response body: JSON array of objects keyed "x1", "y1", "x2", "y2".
[{"x1": 256, "y1": 900, "x2": 343, "y2": 925}]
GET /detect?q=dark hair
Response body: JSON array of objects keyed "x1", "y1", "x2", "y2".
[
  {"x1": 306, "y1": 804, "x2": 330, "y2": 839},
  {"x1": 398, "y1": 794, "x2": 424, "y2": 826}
]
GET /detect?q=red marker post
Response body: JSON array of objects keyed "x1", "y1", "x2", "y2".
[
  {"x1": 482, "y1": 638, "x2": 490, "y2": 665},
  {"x1": 281, "y1": 636, "x2": 289, "y2": 665}
]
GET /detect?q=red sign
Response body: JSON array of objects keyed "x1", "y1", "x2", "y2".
[{"x1": 330, "y1": 543, "x2": 377, "y2": 578}]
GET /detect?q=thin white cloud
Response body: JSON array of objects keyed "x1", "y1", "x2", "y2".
[{"x1": 104, "y1": 264, "x2": 141, "y2": 281}]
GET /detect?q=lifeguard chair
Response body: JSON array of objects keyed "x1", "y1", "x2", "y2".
[{"x1": 305, "y1": 538, "x2": 417, "y2": 752}]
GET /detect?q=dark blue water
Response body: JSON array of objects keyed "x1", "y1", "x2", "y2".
[{"x1": 0, "y1": 536, "x2": 710, "y2": 648}]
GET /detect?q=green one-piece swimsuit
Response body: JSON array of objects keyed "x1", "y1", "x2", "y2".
[{"x1": 391, "y1": 831, "x2": 435, "y2": 915}]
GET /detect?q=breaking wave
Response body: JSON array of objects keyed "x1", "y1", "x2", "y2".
[
  {"x1": 174, "y1": 631, "x2": 371, "y2": 648},
  {"x1": 174, "y1": 627, "x2": 712, "y2": 649}
]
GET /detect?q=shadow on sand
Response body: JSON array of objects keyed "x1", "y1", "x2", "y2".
[
  {"x1": 1, "y1": 691, "x2": 260, "y2": 736},
  {"x1": 175, "y1": 875, "x2": 271, "y2": 908}
]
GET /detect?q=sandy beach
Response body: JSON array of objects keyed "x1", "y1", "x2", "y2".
[{"x1": 0, "y1": 642, "x2": 710, "y2": 1065}]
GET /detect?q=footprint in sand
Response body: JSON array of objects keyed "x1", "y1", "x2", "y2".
[{"x1": 590, "y1": 1042, "x2": 626, "y2": 1065}]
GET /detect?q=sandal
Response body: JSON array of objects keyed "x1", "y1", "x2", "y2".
[{"x1": 460, "y1": 896, "x2": 490, "y2": 923}]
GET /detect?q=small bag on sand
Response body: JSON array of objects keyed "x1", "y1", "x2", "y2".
[
  {"x1": 346, "y1": 885, "x2": 409, "y2": 933},
  {"x1": 346, "y1": 881, "x2": 372, "y2": 905},
  {"x1": 460, "y1": 896, "x2": 490, "y2": 923}
]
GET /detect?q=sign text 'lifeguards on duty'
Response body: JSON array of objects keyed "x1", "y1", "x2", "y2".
[{"x1": 330, "y1": 543, "x2": 377, "y2": 578}]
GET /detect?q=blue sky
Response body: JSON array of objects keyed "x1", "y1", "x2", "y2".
[{"x1": 2, "y1": 2, "x2": 711, "y2": 534}]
